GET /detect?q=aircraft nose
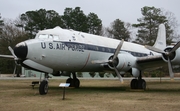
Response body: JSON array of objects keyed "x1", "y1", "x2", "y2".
[{"x1": 14, "y1": 42, "x2": 28, "y2": 59}]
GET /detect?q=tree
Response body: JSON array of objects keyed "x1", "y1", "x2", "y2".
[
  {"x1": 20, "y1": 9, "x2": 63, "y2": 38},
  {"x1": 77, "y1": 72, "x2": 83, "y2": 77},
  {"x1": 107, "y1": 19, "x2": 131, "y2": 41},
  {"x1": 0, "y1": 13, "x2": 4, "y2": 35},
  {"x1": 89, "y1": 72, "x2": 96, "y2": 78},
  {"x1": 62, "y1": 7, "x2": 102, "y2": 34},
  {"x1": 87, "y1": 13, "x2": 102, "y2": 35},
  {"x1": 133, "y1": 6, "x2": 175, "y2": 45},
  {"x1": 98, "y1": 72, "x2": 105, "y2": 78},
  {"x1": 62, "y1": 7, "x2": 88, "y2": 32},
  {"x1": 0, "y1": 19, "x2": 28, "y2": 73},
  {"x1": 163, "y1": 10, "x2": 179, "y2": 42}
]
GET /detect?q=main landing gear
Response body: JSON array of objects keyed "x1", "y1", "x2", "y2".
[
  {"x1": 130, "y1": 72, "x2": 146, "y2": 90},
  {"x1": 39, "y1": 73, "x2": 50, "y2": 95},
  {"x1": 66, "y1": 72, "x2": 80, "y2": 88}
]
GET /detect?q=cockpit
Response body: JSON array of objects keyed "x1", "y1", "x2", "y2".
[{"x1": 36, "y1": 34, "x2": 59, "y2": 41}]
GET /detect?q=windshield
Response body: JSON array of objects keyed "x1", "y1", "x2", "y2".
[
  {"x1": 38, "y1": 34, "x2": 49, "y2": 39},
  {"x1": 38, "y1": 34, "x2": 59, "y2": 40}
]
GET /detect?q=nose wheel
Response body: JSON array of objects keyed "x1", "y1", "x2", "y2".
[
  {"x1": 39, "y1": 73, "x2": 50, "y2": 95},
  {"x1": 39, "y1": 80, "x2": 48, "y2": 95}
]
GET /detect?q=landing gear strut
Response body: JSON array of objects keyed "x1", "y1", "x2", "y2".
[
  {"x1": 66, "y1": 72, "x2": 80, "y2": 88},
  {"x1": 39, "y1": 73, "x2": 50, "y2": 95},
  {"x1": 130, "y1": 71, "x2": 146, "y2": 90}
]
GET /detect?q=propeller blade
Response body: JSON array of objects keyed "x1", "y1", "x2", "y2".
[
  {"x1": 13, "y1": 65, "x2": 17, "y2": 77},
  {"x1": 167, "y1": 58, "x2": 174, "y2": 80},
  {"x1": 145, "y1": 45, "x2": 165, "y2": 54},
  {"x1": 114, "y1": 67, "x2": 123, "y2": 83},
  {"x1": 8, "y1": 46, "x2": 18, "y2": 59},
  {"x1": 169, "y1": 41, "x2": 180, "y2": 53},
  {"x1": 91, "y1": 60, "x2": 109, "y2": 64},
  {"x1": 113, "y1": 39, "x2": 124, "y2": 61}
]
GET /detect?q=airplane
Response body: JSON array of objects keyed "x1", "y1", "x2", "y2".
[{"x1": 0, "y1": 23, "x2": 180, "y2": 95}]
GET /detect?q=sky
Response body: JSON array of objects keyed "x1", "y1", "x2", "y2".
[{"x1": 0, "y1": 0, "x2": 180, "y2": 28}]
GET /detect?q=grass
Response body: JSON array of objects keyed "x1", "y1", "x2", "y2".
[{"x1": 0, "y1": 78, "x2": 180, "y2": 111}]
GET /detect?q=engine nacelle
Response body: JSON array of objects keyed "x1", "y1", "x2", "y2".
[
  {"x1": 108, "y1": 53, "x2": 136, "y2": 72},
  {"x1": 162, "y1": 47, "x2": 180, "y2": 64}
]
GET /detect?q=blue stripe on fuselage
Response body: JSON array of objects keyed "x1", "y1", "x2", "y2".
[{"x1": 59, "y1": 41, "x2": 149, "y2": 57}]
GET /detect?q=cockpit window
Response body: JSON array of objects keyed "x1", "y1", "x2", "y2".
[
  {"x1": 53, "y1": 35, "x2": 59, "y2": 41},
  {"x1": 38, "y1": 34, "x2": 59, "y2": 40},
  {"x1": 38, "y1": 34, "x2": 49, "y2": 39},
  {"x1": 49, "y1": 34, "x2": 53, "y2": 39}
]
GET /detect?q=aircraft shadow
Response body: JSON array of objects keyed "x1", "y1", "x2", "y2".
[{"x1": 49, "y1": 85, "x2": 180, "y2": 94}]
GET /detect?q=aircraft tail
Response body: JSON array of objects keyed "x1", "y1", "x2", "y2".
[{"x1": 153, "y1": 24, "x2": 166, "y2": 50}]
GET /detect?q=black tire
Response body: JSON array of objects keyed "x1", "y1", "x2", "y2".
[
  {"x1": 39, "y1": 80, "x2": 48, "y2": 95},
  {"x1": 66, "y1": 78, "x2": 80, "y2": 88},
  {"x1": 74, "y1": 79, "x2": 80, "y2": 88},
  {"x1": 138, "y1": 79, "x2": 146, "y2": 90},
  {"x1": 131, "y1": 79, "x2": 138, "y2": 89},
  {"x1": 66, "y1": 78, "x2": 73, "y2": 87}
]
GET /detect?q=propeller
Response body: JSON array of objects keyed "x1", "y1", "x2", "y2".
[
  {"x1": 8, "y1": 46, "x2": 18, "y2": 60},
  {"x1": 8, "y1": 46, "x2": 19, "y2": 77},
  {"x1": 109, "y1": 39, "x2": 124, "y2": 83},
  {"x1": 13, "y1": 65, "x2": 17, "y2": 77},
  {"x1": 145, "y1": 41, "x2": 180, "y2": 80},
  {"x1": 91, "y1": 40, "x2": 124, "y2": 82}
]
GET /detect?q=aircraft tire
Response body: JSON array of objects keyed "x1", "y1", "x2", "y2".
[
  {"x1": 130, "y1": 79, "x2": 138, "y2": 89},
  {"x1": 39, "y1": 80, "x2": 48, "y2": 95},
  {"x1": 66, "y1": 78, "x2": 73, "y2": 87},
  {"x1": 66, "y1": 78, "x2": 80, "y2": 88},
  {"x1": 138, "y1": 79, "x2": 146, "y2": 90},
  {"x1": 74, "y1": 79, "x2": 80, "y2": 88}
]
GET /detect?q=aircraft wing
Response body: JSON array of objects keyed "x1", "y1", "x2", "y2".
[
  {"x1": 0, "y1": 55, "x2": 14, "y2": 59},
  {"x1": 136, "y1": 55, "x2": 166, "y2": 69}
]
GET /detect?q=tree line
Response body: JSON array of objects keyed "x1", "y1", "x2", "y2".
[{"x1": 0, "y1": 6, "x2": 179, "y2": 74}]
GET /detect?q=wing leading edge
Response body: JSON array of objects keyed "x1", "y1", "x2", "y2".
[{"x1": 136, "y1": 55, "x2": 166, "y2": 69}]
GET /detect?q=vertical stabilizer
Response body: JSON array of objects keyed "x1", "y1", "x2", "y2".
[{"x1": 153, "y1": 24, "x2": 166, "y2": 50}]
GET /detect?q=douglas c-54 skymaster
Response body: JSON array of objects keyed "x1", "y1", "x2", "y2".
[{"x1": 1, "y1": 24, "x2": 180, "y2": 95}]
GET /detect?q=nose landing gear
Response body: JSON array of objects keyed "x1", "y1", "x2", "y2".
[{"x1": 39, "y1": 73, "x2": 50, "y2": 95}]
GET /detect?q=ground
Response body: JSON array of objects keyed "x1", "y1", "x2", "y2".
[{"x1": 0, "y1": 78, "x2": 180, "y2": 111}]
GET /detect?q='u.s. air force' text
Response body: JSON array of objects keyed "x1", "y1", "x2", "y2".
[{"x1": 41, "y1": 42, "x2": 84, "y2": 52}]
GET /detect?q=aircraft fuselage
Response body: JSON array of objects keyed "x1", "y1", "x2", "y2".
[{"x1": 15, "y1": 27, "x2": 160, "y2": 73}]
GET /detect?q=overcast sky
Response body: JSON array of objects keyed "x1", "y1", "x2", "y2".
[{"x1": 0, "y1": 0, "x2": 180, "y2": 28}]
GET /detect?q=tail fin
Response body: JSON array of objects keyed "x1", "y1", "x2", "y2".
[{"x1": 153, "y1": 24, "x2": 166, "y2": 50}]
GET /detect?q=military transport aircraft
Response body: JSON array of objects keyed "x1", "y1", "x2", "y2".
[{"x1": 0, "y1": 24, "x2": 180, "y2": 95}]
